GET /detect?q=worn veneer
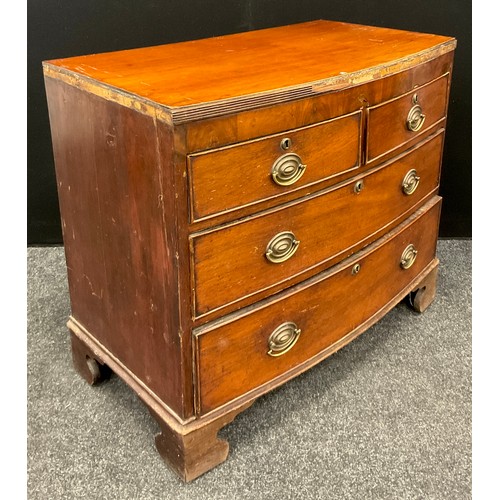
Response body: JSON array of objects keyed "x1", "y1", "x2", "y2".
[{"x1": 44, "y1": 20, "x2": 456, "y2": 481}]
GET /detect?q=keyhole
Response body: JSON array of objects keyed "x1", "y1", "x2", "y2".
[
  {"x1": 280, "y1": 138, "x2": 291, "y2": 150},
  {"x1": 354, "y1": 180, "x2": 364, "y2": 194}
]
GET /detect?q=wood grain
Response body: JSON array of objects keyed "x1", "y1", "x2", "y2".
[
  {"x1": 184, "y1": 52, "x2": 454, "y2": 152},
  {"x1": 150, "y1": 400, "x2": 254, "y2": 481},
  {"x1": 409, "y1": 265, "x2": 439, "y2": 313},
  {"x1": 191, "y1": 132, "x2": 445, "y2": 317},
  {"x1": 367, "y1": 73, "x2": 450, "y2": 162},
  {"x1": 188, "y1": 111, "x2": 361, "y2": 221},
  {"x1": 44, "y1": 77, "x2": 188, "y2": 417},
  {"x1": 184, "y1": 55, "x2": 452, "y2": 233},
  {"x1": 70, "y1": 330, "x2": 111, "y2": 386},
  {"x1": 195, "y1": 198, "x2": 441, "y2": 413},
  {"x1": 43, "y1": 20, "x2": 455, "y2": 123}
]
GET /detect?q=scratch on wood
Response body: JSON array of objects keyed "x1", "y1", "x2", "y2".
[{"x1": 83, "y1": 274, "x2": 103, "y2": 299}]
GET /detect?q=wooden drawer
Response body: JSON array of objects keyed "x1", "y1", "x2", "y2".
[
  {"x1": 188, "y1": 111, "x2": 362, "y2": 222},
  {"x1": 366, "y1": 74, "x2": 449, "y2": 162},
  {"x1": 191, "y1": 131, "x2": 444, "y2": 317},
  {"x1": 194, "y1": 197, "x2": 441, "y2": 413}
]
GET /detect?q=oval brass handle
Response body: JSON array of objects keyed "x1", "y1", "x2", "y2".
[
  {"x1": 271, "y1": 153, "x2": 307, "y2": 186},
  {"x1": 407, "y1": 104, "x2": 426, "y2": 132},
  {"x1": 402, "y1": 169, "x2": 420, "y2": 195},
  {"x1": 400, "y1": 244, "x2": 418, "y2": 269},
  {"x1": 267, "y1": 322, "x2": 302, "y2": 357},
  {"x1": 265, "y1": 231, "x2": 300, "y2": 263}
]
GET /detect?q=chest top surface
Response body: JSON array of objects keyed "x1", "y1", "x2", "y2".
[{"x1": 44, "y1": 20, "x2": 455, "y2": 115}]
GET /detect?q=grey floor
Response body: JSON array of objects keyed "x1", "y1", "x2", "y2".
[{"x1": 27, "y1": 240, "x2": 471, "y2": 500}]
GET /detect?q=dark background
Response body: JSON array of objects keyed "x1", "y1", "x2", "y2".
[{"x1": 27, "y1": 0, "x2": 471, "y2": 244}]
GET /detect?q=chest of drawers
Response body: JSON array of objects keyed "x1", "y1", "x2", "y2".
[{"x1": 43, "y1": 20, "x2": 456, "y2": 481}]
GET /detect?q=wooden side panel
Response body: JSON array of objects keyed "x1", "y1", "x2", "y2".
[
  {"x1": 195, "y1": 198, "x2": 441, "y2": 413},
  {"x1": 44, "y1": 80, "x2": 108, "y2": 338},
  {"x1": 192, "y1": 132, "x2": 444, "y2": 317},
  {"x1": 45, "y1": 77, "x2": 187, "y2": 417},
  {"x1": 155, "y1": 122, "x2": 196, "y2": 418}
]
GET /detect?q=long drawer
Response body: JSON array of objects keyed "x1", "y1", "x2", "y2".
[
  {"x1": 191, "y1": 131, "x2": 444, "y2": 317},
  {"x1": 194, "y1": 197, "x2": 441, "y2": 414}
]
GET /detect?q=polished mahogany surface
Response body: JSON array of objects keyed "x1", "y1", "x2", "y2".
[
  {"x1": 195, "y1": 199, "x2": 441, "y2": 413},
  {"x1": 44, "y1": 20, "x2": 454, "y2": 110}
]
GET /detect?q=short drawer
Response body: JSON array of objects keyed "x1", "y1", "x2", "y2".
[
  {"x1": 366, "y1": 74, "x2": 449, "y2": 162},
  {"x1": 194, "y1": 197, "x2": 441, "y2": 413},
  {"x1": 188, "y1": 111, "x2": 362, "y2": 221},
  {"x1": 191, "y1": 131, "x2": 444, "y2": 317}
]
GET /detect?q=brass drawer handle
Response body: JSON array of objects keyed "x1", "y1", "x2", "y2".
[
  {"x1": 267, "y1": 322, "x2": 302, "y2": 357},
  {"x1": 406, "y1": 97, "x2": 426, "y2": 132},
  {"x1": 265, "y1": 231, "x2": 300, "y2": 263},
  {"x1": 402, "y1": 169, "x2": 420, "y2": 195},
  {"x1": 271, "y1": 153, "x2": 307, "y2": 186},
  {"x1": 400, "y1": 244, "x2": 418, "y2": 269}
]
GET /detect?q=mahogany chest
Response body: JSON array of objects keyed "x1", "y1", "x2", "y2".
[{"x1": 43, "y1": 20, "x2": 456, "y2": 481}]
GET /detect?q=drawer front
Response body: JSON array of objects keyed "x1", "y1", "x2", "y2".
[
  {"x1": 195, "y1": 198, "x2": 441, "y2": 413},
  {"x1": 188, "y1": 111, "x2": 362, "y2": 221},
  {"x1": 191, "y1": 132, "x2": 444, "y2": 316},
  {"x1": 366, "y1": 74, "x2": 449, "y2": 162}
]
